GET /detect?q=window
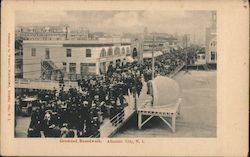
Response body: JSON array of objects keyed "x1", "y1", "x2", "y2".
[
  {"x1": 213, "y1": 13, "x2": 216, "y2": 21},
  {"x1": 45, "y1": 48, "x2": 50, "y2": 59},
  {"x1": 31, "y1": 48, "x2": 36, "y2": 56},
  {"x1": 197, "y1": 55, "x2": 200, "y2": 59},
  {"x1": 88, "y1": 63, "x2": 96, "y2": 74},
  {"x1": 80, "y1": 63, "x2": 88, "y2": 75},
  {"x1": 80, "y1": 63, "x2": 96, "y2": 75},
  {"x1": 86, "y1": 49, "x2": 91, "y2": 57},
  {"x1": 132, "y1": 48, "x2": 137, "y2": 58},
  {"x1": 66, "y1": 49, "x2": 72, "y2": 57},
  {"x1": 122, "y1": 47, "x2": 125, "y2": 55},
  {"x1": 126, "y1": 47, "x2": 130, "y2": 54},
  {"x1": 100, "y1": 48, "x2": 106, "y2": 57},
  {"x1": 202, "y1": 55, "x2": 205, "y2": 59},
  {"x1": 210, "y1": 41, "x2": 217, "y2": 47},
  {"x1": 62, "y1": 62, "x2": 67, "y2": 72},
  {"x1": 108, "y1": 48, "x2": 113, "y2": 56},
  {"x1": 211, "y1": 51, "x2": 216, "y2": 61},
  {"x1": 114, "y1": 47, "x2": 120, "y2": 55},
  {"x1": 69, "y1": 63, "x2": 76, "y2": 74}
]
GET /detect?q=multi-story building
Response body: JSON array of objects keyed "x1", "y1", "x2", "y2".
[
  {"x1": 70, "y1": 27, "x2": 89, "y2": 40},
  {"x1": 122, "y1": 32, "x2": 179, "y2": 61},
  {"x1": 15, "y1": 40, "x2": 23, "y2": 78},
  {"x1": 195, "y1": 48, "x2": 206, "y2": 65},
  {"x1": 143, "y1": 34, "x2": 178, "y2": 53},
  {"x1": 15, "y1": 25, "x2": 90, "y2": 41},
  {"x1": 15, "y1": 25, "x2": 71, "y2": 40},
  {"x1": 22, "y1": 39, "x2": 131, "y2": 80},
  {"x1": 205, "y1": 11, "x2": 217, "y2": 65}
]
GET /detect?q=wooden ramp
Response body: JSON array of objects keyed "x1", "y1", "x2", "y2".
[{"x1": 100, "y1": 105, "x2": 135, "y2": 138}]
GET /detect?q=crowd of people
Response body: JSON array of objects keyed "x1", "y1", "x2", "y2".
[
  {"x1": 16, "y1": 48, "x2": 196, "y2": 138},
  {"x1": 17, "y1": 62, "x2": 144, "y2": 138},
  {"x1": 142, "y1": 48, "x2": 190, "y2": 81}
]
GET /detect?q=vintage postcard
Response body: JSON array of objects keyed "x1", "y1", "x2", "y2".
[{"x1": 0, "y1": 0, "x2": 249, "y2": 156}]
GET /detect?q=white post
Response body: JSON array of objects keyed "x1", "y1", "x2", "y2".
[
  {"x1": 172, "y1": 114, "x2": 176, "y2": 133},
  {"x1": 96, "y1": 60, "x2": 100, "y2": 75},
  {"x1": 138, "y1": 112, "x2": 142, "y2": 130}
]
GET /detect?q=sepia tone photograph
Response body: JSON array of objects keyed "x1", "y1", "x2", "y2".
[
  {"x1": 1, "y1": 0, "x2": 249, "y2": 156},
  {"x1": 14, "y1": 10, "x2": 217, "y2": 138}
]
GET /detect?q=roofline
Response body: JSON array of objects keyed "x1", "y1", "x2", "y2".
[{"x1": 23, "y1": 40, "x2": 131, "y2": 44}]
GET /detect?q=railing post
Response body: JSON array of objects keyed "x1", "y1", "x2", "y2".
[
  {"x1": 133, "y1": 89, "x2": 137, "y2": 110},
  {"x1": 138, "y1": 111, "x2": 142, "y2": 129}
]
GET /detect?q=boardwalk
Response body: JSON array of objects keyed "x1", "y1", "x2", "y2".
[
  {"x1": 15, "y1": 78, "x2": 153, "y2": 138},
  {"x1": 114, "y1": 70, "x2": 217, "y2": 137},
  {"x1": 100, "y1": 78, "x2": 152, "y2": 137},
  {"x1": 15, "y1": 64, "x2": 184, "y2": 138}
]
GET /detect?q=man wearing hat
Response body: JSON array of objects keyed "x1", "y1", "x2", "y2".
[
  {"x1": 109, "y1": 98, "x2": 117, "y2": 125},
  {"x1": 27, "y1": 108, "x2": 42, "y2": 137}
]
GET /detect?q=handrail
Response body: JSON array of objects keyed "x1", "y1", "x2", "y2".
[
  {"x1": 110, "y1": 110, "x2": 125, "y2": 122},
  {"x1": 100, "y1": 108, "x2": 126, "y2": 130},
  {"x1": 89, "y1": 132, "x2": 100, "y2": 138},
  {"x1": 169, "y1": 62, "x2": 185, "y2": 78}
]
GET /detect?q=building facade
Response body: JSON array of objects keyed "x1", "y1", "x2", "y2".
[
  {"x1": 15, "y1": 25, "x2": 90, "y2": 41},
  {"x1": 15, "y1": 40, "x2": 23, "y2": 78},
  {"x1": 205, "y1": 11, "x2": 217, "y2": 65},
  {"x1": 195, "y1": 48, "x2": 206, "y2": 65},
  {"x1": 22, "y1": 40, "x2": 131, "y2": 80}
]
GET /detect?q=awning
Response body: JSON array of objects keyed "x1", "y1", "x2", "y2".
[
  {"x1": 125, "y1": 56, "x2": 134, "y2": 63},
  {"x1": 143, "y1": 51, "x2": 163, "y2": 58}
]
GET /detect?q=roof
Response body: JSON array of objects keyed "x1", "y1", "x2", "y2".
[
  {"x1": 143, "y1": 51, "x2": 163, "y2": 58},
  {"x1": 23, "y1": 40, "x2": 131, "y2": 47},
  {"x1": 197, "y1": 51, "x2": 205, "y2": 54}
]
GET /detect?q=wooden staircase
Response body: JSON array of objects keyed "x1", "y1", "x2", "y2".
[
  {"x1": 41, "y1": 60, "x2": 63, "y2": 80},
  {"x1": 203, "y1": 64, "x2": 210, "y2": 71}
]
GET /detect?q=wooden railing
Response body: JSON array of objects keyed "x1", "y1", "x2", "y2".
[
  {"x1": 169, "y1": 63, "x2": 185, "y2": 78},
  {"x1": 15, "y1": 78, "x2": 78, "y2": 90},
  {"x1": 110, "y1": 110, "x2": 125, "y2": 126}
]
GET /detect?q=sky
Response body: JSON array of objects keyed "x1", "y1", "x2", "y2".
[{"x1": 16, "y1": 11, "x2": 214, "y2": 44}]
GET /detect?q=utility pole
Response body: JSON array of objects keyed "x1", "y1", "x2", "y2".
[
  {"x1": 152, "y1": 34, "x2": 155, "y2": 79},
  {"x1": 141, "y1": 34, "x2": 144, "y2": 64},
  {"x1": 185, "y1": 34, "x2": 188, "y2": 72}
]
